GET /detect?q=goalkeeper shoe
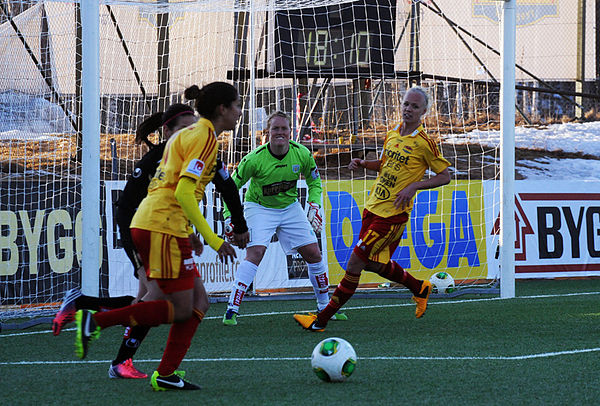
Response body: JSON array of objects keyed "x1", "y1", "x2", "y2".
[
  {"x1": 293, "y1": 314, "x2": 325, "y2": 332},
  {"x1": 412, "y1": 279, "x2": 432, "y2": 319},
  {"x1": 310, "y1": 310, "x2": 348, "y2": 321},
  {"x1": 222, "y1": 309, "x2": 238, "y2": 326},
  {"x1": 331, "y1": 311, "x2": 348, "y2": 321},
  {"x1": 108, "y1": 359, "x2": 148, "y2": 379},
  {"x1": 74, "y1": 309, "x2": 100, "y2": 359},
  {"x1": 151, "y1": 371, "x2": 200, "y2": 391},
  {"x1": 52, "y1": 288, "x2": 82, "y2": 336}
]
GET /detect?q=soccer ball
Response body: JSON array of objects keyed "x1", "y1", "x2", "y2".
[
  {"x1": 429, "y1": 271, "x2": 455, "y2": 294},
  {"x1": 311, "y1": 337, "x2": 357, "y2": 382}
]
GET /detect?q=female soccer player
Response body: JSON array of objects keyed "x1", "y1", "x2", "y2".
[
  {"x1": 221, "y1": 111, "x2": 346, "y2": 325},
  {"x1": 72, "y1": 82, "x2": 249, "y2": 391},
  {"x1": 294, "y1": 86, "x2": 451, "y2": 331},
  {"x1": 53, "y1": 103, "x2": 248, "y2": 380}
]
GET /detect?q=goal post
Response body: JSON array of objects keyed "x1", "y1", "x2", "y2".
[
  {"x1": 80, "y1": 0, "x2": 101, "y2": 298},
  {"x1": 499, "y1": 0, "x2": 515, "y2": 299},
  {"x1": 1, "y1": 0, "x2": 591, "y2": 323}
]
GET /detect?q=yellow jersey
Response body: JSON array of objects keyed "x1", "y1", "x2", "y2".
[
  {"x1": 130, "y1": 118, "x2": 218, "y2": 237},
  {"x1": 365, "y1": 123, "x2": 450, "y2": 217}
]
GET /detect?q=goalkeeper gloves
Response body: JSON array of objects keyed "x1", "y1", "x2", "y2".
[
  {"x1": 224, "y1": 217, "x2": 235, "y2": 243},
  {"x1": 306, "y1": 202, "x2": 323, "y2": 234}
]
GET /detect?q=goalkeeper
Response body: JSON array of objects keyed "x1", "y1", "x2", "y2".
[
  {"x1": 222, "y1": 111, "x2": 347, "y2": 326},
  {"x1": 294, "y1": 86, "x2": 451, "y2": 331}
]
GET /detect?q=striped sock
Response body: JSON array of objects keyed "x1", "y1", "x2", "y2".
[
  {"x1": 316, "y1": 273, "x2": 360, "y2": 326},
  {"x1": 378, "y1": 261, "x2": 421, "y2": 295}
]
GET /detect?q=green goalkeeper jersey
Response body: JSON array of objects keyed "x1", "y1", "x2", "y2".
[{"x1": 223, "y1": 140, "x2": 322, "y2": 218}]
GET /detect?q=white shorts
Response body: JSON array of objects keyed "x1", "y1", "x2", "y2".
[{"x1": 244, "y1": 201, "x2": 317, "y2": 254}]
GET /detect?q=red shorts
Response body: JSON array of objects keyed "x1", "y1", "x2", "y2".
[
  {"x1": 353, "y1": 209, "x2": 409, "y2": 264},
  {"x1": 130, "y1": 228, "x2": 199, "y2": 294}
]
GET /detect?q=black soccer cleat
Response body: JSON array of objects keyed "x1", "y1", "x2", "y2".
[{"x1": 151, "y1": 371, "x2": 201, "y2": 391}]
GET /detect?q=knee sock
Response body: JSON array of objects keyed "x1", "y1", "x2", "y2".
[
  {"x1": 93, "y1": 300, "x2": 174, "y2": 329},
  {"x1": 75, "y1": 295, "x2": 135, "y2": 311},
  {"x1": 307, "y1": 261, "x2": 330, "y2": 311},
  {"x1": 227, "y1": 260, "x2": 258, "y2": 313},
  {"x1": 316, "y1": 273, "x2": 360, "y2": 326},
  {"x1": 378, "y1": 261, "x2": 422, "y2": 295},
  {"x1": 112, "y1": 325, "x2": 151, "y2": 365},
  {"x1": 157, "y1": 309, "x2": 204, "y2": 376}
]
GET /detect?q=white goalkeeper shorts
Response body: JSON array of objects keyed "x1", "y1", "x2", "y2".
[{"x1": 244, "y1": 201, "x2": 317, "y2": 254}]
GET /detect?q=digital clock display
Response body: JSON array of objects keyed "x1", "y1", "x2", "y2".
[
  {"x1": 296, "y1": 29, "x2": 371, "y2": 69},
  {"x1": 273, "y1": 0, "x2": 396, "y2": 77}
]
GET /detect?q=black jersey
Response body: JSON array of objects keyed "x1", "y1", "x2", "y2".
[{"x1": 116, "y1": 142, "x2": 166, "y2": 221}]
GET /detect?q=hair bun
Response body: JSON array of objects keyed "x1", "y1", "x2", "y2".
[{"x1": 184, "y1": 85, "x2": 201, "y2": 100}]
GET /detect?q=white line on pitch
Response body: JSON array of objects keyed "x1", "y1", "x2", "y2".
[
  {"x1": 2, "y1": 347, "x2": 600, "y2": 366},
  {"x1": 2, "y1": 290, "x2": 599, "y2": 339}
]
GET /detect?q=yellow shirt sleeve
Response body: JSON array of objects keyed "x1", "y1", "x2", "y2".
[{"x1": 174, "y1": 176, "x2": 224, "y2": 251}]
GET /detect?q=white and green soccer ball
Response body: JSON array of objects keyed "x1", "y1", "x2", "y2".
[
  {"x1": 311, "y1": 337, "x2": 357, "y2": 382},
  {"x1": 429, "y1": 271, "x2": 455, "y2": 294}
]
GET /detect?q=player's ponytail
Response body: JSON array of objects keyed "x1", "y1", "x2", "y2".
[
  {"x1": 135, "y1": 103, "x2": 195, "y2": 147},
  {"x1": 135, "y1": 112, "x2": 162, "y2": 147}
]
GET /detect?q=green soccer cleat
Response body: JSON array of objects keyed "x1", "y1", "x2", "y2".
[
  {"x1": 74, "y1": 309, "x2": 100, "y2": 359},
  {"x1": 222, "y1": 309, "x2": 238, "y2": 326},
  {"x1": 310, "y1": 309, "x2": 348, "y2": 321},
  {"x1": 331, "y1": 311, "x2": 348, "y2": 321}
]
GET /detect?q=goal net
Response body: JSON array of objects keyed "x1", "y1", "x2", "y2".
[{"x1": 0, "y1": 0, "x2": 589, "y2": 322}]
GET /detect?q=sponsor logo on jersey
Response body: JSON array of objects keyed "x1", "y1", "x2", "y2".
[
  {"x1": 292, "y1": 164, "x2": 300, "y2": 173},
  {"x1": 402, "y1": 145, "x2": 413, "y2": 154},
  {"x1": 187, "y1": 159, "x2": 205, "y2": 177},
  {"x1": 374, "y1": 184, "x2": 391, "y2": 200},
  {"x1": 263, "y1": 180, "x2": 296, "y2": 196}
]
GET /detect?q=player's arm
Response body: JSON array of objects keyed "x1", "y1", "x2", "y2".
[
  {"x1": 394, "y1": 142, "x2": 451, "y2": 210},
  {"x1": 348, "y1": 158, "x2": 381, "y2": 172},
  {"x1": 222, "y1": 156, "x2": 251, "y2": 219},
  {"x1": 175, "y1": 175, "x2": 224, "y2": 251},
  {"x1": 301, "y1": 153, "x2": 324, "y2": 233},
  {"x1": 212, "y1": 159, "x2": 248, "y2": 234},
  {"x1": 393, "y1": 168, "x2": 450, "y2": 210}
]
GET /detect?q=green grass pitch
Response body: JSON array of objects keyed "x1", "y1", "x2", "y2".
[{"x1": 1, "y1": 279, "x2": 599, "y2": 405}]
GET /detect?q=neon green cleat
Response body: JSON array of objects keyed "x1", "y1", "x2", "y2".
[
  {"x1": 222, "y1": 309, "x2": 238, "y2": 326},
  {"x1": 331, "y1": 311, "x2": 348, "y2": 321},
  {"x1": 74, "y1": 310, "x2": 100, "y2": 359}
]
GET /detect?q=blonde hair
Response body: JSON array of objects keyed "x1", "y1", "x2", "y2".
[{"x1": 405, "y1": 86, "x2": 431, "y2": 112}]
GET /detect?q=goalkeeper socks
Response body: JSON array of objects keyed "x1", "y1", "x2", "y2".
[
  {"x1": 378, "y1": 261, "x2": 422, "y2": 295},
  {"x1": 112, "y1": 325, "x2": 151, "y2": 365},
  {"x1": 227, "y1": 260, "x2": 258, "y2": 313},
  {"x1": 307, "y1": 261, "x2": 330, "y2": 311},
  {"x1": 75, "y1": 295, "x2": 135, "y2": 311},
  {"x1": 317, "y1": 273, "x2": 360, "y2": 325},
  {"x1": 157, "y1": 309, "x2": 204, "y2": 376},
  {"x1": 93, "y1": 300, "x2": 174, "y2": 329}
]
